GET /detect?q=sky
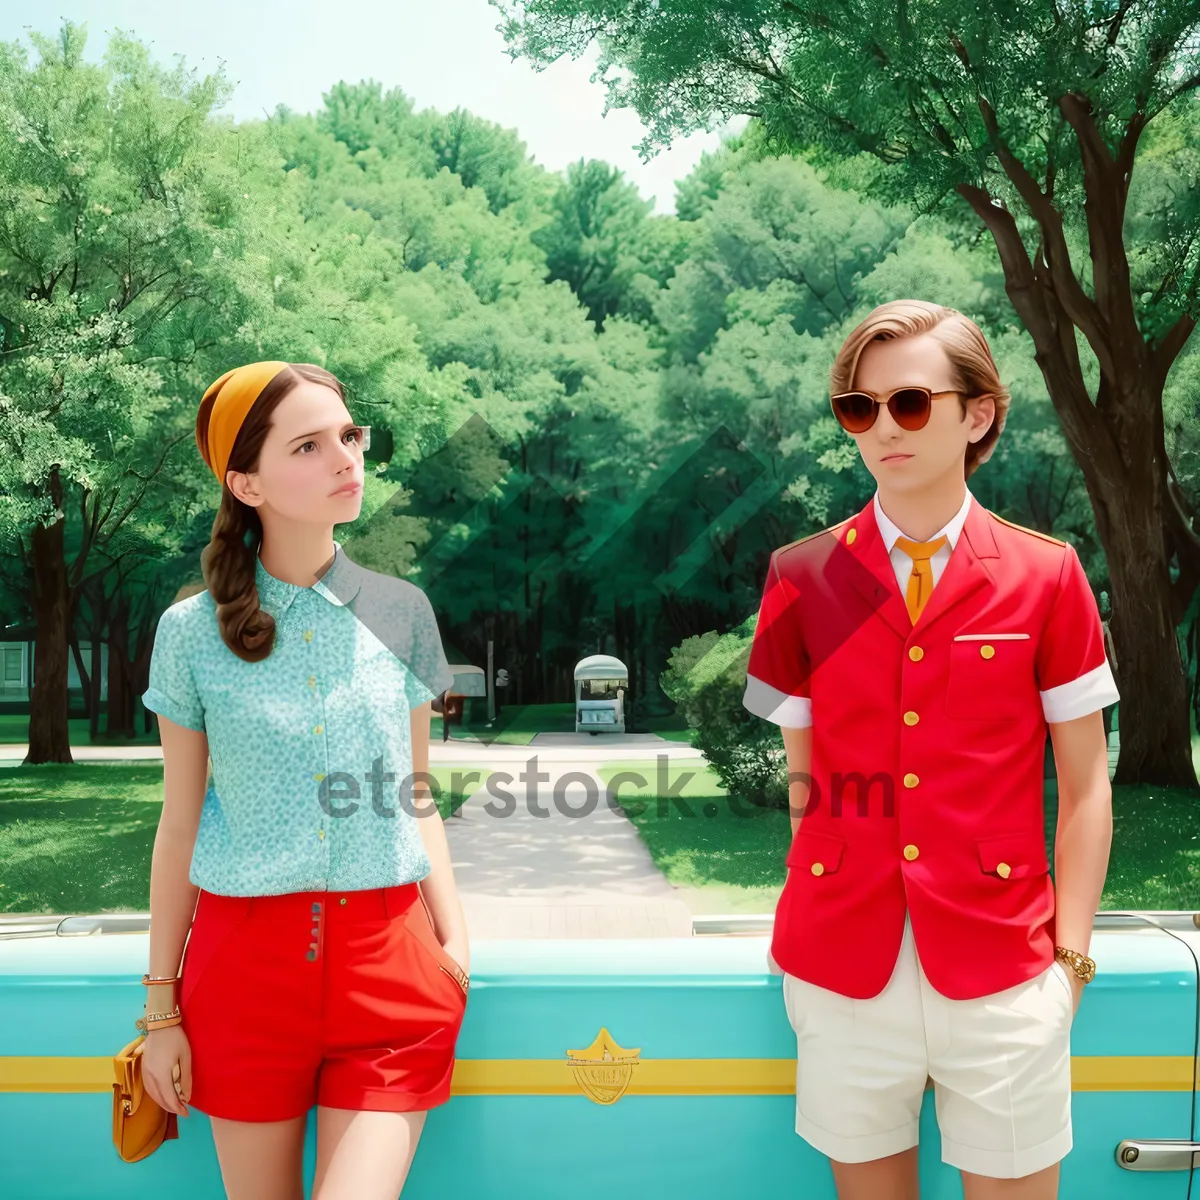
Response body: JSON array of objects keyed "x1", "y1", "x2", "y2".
[{"x1": 7, "y1": 0, "x2": 747, "y2": 214}]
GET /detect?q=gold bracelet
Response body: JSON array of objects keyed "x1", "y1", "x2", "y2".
[
  {"x1": 1054, "y1": 945, "x2": 1096, "y2": 983},
  {"x1": 142, "y1": 973, "x2": 181, "y2": 986}
]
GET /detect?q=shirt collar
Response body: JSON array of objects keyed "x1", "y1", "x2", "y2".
[
  {"x1": 873, "y1": 487, "x2": 974, "y2": 553},
  {"x1": 254, "y1": 539, "x2": 361, "y2": 616}
]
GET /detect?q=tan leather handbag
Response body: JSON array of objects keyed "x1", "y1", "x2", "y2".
[{"x1": 112, "y1": 1034, "x2": 179, "y2": 1162}]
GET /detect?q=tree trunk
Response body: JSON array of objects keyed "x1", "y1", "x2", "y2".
[
  {"x1": 106, "y1": 599, "x2": 136, "y2": 738},
  {"x1": 26, "y1": 470, "x2": 72, "y2": 765},
  {"x1": 958, "y1": 165, "x2": 1199, "y2": 790},
  {"x1": 1090, "y1": 440, "x2": 1195, "y2": 786}
]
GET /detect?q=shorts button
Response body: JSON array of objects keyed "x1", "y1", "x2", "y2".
[{"x1": 339, "y1": 897, "x2": 347, "y2": 905}]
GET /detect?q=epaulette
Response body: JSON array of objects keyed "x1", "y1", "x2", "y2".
[
  {"x1": 989, "y1": 512, "x2": 1067, "y2": 547},
  {"x1": 777, "y1": 516, "x2": 854, "y2": 554}
]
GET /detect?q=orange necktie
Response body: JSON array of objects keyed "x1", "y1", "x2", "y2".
[{"x1": 894, "y1": 535, "x2": 948, "y2": 624}]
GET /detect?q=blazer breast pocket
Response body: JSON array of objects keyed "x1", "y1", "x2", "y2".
[{"x1": 945, "y1": 632, "x2": 1036, "y2": 721}]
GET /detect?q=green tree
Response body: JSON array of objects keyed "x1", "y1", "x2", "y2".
[
  {"x1": 533, "y1": 157, "x2": 686, "y2": 328},
  {"x1": 497, "y1": 0, "x2": 1200, "y2": 787},
  {"x1": 0, "y1": 24, "x2": 247, "y2": 763}
]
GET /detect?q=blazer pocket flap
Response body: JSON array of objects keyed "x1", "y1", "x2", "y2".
[
  {"x1": 975, "y1": 833, "x2": 1048, "y2": 878},
  {"x1": 786, "y1": 827, "x2": 845, "y2": 874}
]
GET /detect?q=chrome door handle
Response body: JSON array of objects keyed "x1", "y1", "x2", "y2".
[{"x1": 1115, "y1": 1139, "x2": 1200, "y2": 1170}]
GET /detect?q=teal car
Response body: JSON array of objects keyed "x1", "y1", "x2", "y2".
[{"x1": 0, "y1": 910, "x2": 1197, "y2": 1198}]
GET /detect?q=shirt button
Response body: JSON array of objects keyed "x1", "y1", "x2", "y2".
[
  {"x1": 308, "y1": 675, "x2": 317, "y2": 688},
  {"x1": 908, "y1": 646, "x2": 924, "y2": 661},
  {"x1": 303, "y1": 630, "x2": 314, "y2": 643},
  {"x1": 313, "y1": 772, "x2": 326, "y2": 782},
  {"x1": 903, "y1": 773, "x2": 919, "y2": 788},
  {"x1": 903, "y1": 844, "x2": 920, "y2": 861},
  {"x1": 318, "y1": 829, "x2": 325, "y2": 840},
  {"x1": 903, "y1": 711, "x2": 919, "y2": 725},
  {"x1": 313, "y1": 724, "x2": 324, "y2": 735},
  {"x1": 980, "y1": 645, "x2": 995, "y2": 659}
]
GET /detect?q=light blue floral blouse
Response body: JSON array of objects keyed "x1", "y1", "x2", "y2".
[{"x1": 141, "y1": 540, "x2": 457, "y2": 896}]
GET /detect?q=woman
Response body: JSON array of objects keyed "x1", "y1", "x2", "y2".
[{"x1": 137, "y1": 360, "x2": 468, "y2": 1200}]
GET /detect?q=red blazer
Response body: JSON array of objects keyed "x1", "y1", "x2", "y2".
[{"x1": 744, "y1": 494, "x2": 1113, "y2": 1000}]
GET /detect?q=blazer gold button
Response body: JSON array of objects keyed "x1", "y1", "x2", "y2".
[
  {"x1": 903, "y1": 711, "x2": 919, "y2": 725},
  {"x1": 996, "y1": 862, "x2": 1011, "y2": 878},
  {"x1": 909, "y1": 646, "x2": 923, "y2": 661},
  {"x1": 980, "y1": 644, "x2": 995, "y2": 658},
  {"x1": 903, "y1": 772, "x2": 919, "y2": 788},
  {"x1": 845, "y1": 528, "x2": 857, "y2": 545},
  {"x1": 811, "y1": 862, "x2": 825, "y2": 876},
  {"x1": 313, "y1": 724, "x2": 324, "y2": 735},
  {"x1": 903, "y1": 844, "x2": 919, "y2": 860}
]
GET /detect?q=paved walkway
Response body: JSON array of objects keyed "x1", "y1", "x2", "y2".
[{"x1": 443, "y1": 758, "x2": 695, "y2": 937}]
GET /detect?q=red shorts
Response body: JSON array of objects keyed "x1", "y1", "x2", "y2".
[{"x1": 179, "y1": 882, "x2": 469, "y2": 1122}]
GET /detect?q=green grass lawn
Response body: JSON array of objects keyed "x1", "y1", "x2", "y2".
[{"x1": 0, "y1": 763, "x2": 476, "y2": 914}]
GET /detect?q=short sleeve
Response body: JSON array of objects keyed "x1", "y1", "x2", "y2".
[
  {"x1": 142, "y1": 604, "x2": 206, "y2": 732},
  {"x1": 742, "y1": 549, "x2": 813, "y2": 728},
  {"x1": 401, "y1": 586, "x2": 456, "y2": 709},
  {"x1": 1036, "y1": 543, "x2": 1120, "y2": 723}
]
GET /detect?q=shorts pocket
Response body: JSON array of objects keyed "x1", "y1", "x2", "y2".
[
  {"x1": 179, "y1": 893, "x2": 254, "y2": 1010},
  {"x1": 1049, "y1": 959, "x2": 1075, "y2": 1007},
  {"x1": 406, "y1": 898, "x2": 470, "y2": 1002}
]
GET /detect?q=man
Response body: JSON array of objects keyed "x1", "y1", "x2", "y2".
[{"x1": 743, "y1": 300, "x2": 1118, "y2": 1200}]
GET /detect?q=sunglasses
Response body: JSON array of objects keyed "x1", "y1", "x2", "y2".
[{"x1": 830, "y1": 387, "x2": 961, "y2": 434}]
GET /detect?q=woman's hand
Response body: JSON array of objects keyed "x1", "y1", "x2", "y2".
[
  {"x1": 441, "y1": 936, "x2": 470, "y2": 979},
  {"x1": 141, "y1": 1025, "x2": 192, "y2": 1116}
]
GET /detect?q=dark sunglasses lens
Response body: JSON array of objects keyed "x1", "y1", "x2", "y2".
[
  {"x1": 832, "y1": 393, "x2": 876, "y2": 432},
  {"x1": 890, "y1": 389, "x2": 931, "y2": 429}
]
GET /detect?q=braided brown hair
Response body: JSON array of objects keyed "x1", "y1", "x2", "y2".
[{"x1": 195, "y1": 363, "x2": 348, "y2": 662}]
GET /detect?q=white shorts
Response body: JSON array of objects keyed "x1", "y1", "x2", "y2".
[{"x1": 781, "y1": 911, "x2": 1074, "y2": 1179}]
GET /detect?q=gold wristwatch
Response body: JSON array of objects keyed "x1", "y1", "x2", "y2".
[{"x1": 1054, "y1": 945, "x2": 1096, "y2": 984}]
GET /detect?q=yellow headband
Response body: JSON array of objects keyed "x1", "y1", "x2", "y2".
[{"x1": 202, "y1": 360, "x2": 290, "y2": 484}]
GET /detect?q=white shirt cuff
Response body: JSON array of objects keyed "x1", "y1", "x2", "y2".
[
  {"x1": 1041, "y1": 659, "x2": 1120, "y2": 724},
  {"x1": 742, "y1": 674, "x2": 813, "y2": 728}
]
